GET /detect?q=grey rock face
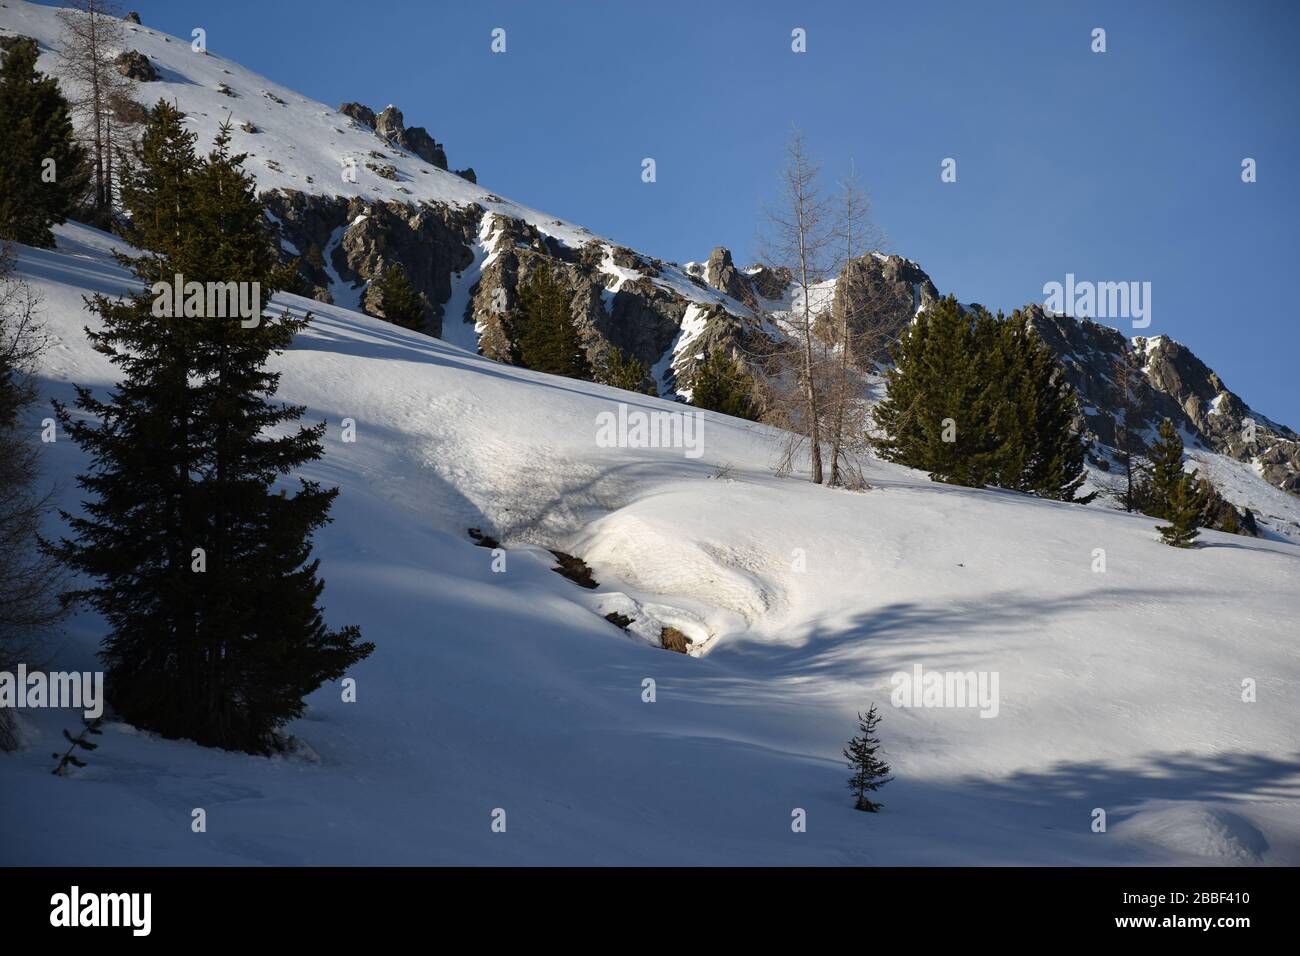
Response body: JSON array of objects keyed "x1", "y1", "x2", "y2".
[
  {"x1": 830, "y1": 254, "x2": 940, "y2": 357},
  {"x1": 114, "y1": 49, "x2": 156, "y2": 81},
  {"x1": 704, "y1": 247, "x2": 752, "y2": 306},
  {"x1": 338, "y1": 102, "x2": 376, "y2": 129},
  {"x1": 264, "y1": 190, "x2": 477, "y2": 335},
  {"x1": 1027, "y1": 309, "x2": 1300, "y2": 494}
]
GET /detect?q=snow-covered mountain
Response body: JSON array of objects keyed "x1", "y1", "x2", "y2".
[
  {"x1": 6, "y1": 0, "x2": 1296, "y2": 539},
  {"x1": 2, "y1": 1, "x2": 1299, "y2": 866}
]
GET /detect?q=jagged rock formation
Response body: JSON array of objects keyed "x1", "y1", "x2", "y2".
[
  {"x1": 265, "y1": 191, "x2": 477, "y2": 334},
  {"x1": 375, "y1": 105, "x2": 447, "y2": 170},
  {"x1": 1027, "y1": 308, "x2": 1299, "y2": 494},
  {"x1": 337, "y1": 102, "x2": 451, "y2": 171},
  {"x1": 114, "y1": 49, "x2": 156, "y2": 81},
  {"x1": 338, "y1": 102, "x2": 376, "y2": 129}
]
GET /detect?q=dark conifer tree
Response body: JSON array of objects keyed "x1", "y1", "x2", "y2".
[
  {"x1": 0, "y1": 38, "x2": 89, "y2": 248},
  {"x1": 873, "y1": 296, "x2": 1000, "y2": 486},
  {"x1": 992, "y1": 312, "x2": 1092, "y2": 501},
  {"x1": 514, "y1": 262, "x2": 591, "y2": 379},
  {"x1": 1157, "y1": 471, "x2": 1207, "y2": 548},
  {"x1": 690, "y1": 349, "x2": 759, "y2": 421},
  {"x1": 1146, "y1": 418, "x2": 1188, "y2": 519},
  {"x1": 51, "y1": 112, "x2": 372, "y2": 753},
  {"x1": 598, "y1": 345, "x2": 654, "y2": 394},
  {"x1": 875, "y1": 298, "x2": 1091, "y2": 499},
  {"x1": 116, "y1": 100, "x2": 198, "y2": 270},
  {"x1": 376, "y1": 263, "x2": 425, "y2": 331},
  {"x1": 844, "y1": 703, "x2": 892, "y2": 812}
]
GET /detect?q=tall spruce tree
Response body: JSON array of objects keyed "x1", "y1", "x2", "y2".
[
  {"x1": 376, "y1": 263, "x2": 425, "y2": 331},
  {"x1": 514, "y1": 262, "x2": 591, "y2": 379},
  {"x1": 875, "y1": 298, "x2": 1090, "y2": 499},
  {"x1": 873, "y1": 296, "x2": 1001, "y2": 486},
  {"x1": 51, "y1": 111, "x2": 372, "y2": 753},
  {"x1": 0, "y1": 38, "x2": 89, "y2": 248},
  {"x1": 1145, "y1": 418, "x2": 1188, "y2": 520},
  {"x1": 1143, "y1": 419, "x2": 1206, "y2": 546},
  {"x1": 990, "y1": 312, "x2": 1091, "y2": 501},
  {"x1": 844, "y1": 703, "x2": 892, "y2": 812}
]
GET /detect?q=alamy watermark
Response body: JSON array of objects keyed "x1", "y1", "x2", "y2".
[
  {"x1": 1043, "y1": 273, "x2": 1151, "y2": 329},
  {"x1": 890, "y1": 664, "x2": 1000, "y2": 718},
  {"x1": 151, "y1": 274, "x2": 263, "y2": 328},
  {"x1": 0, "y1": 665, "x2": 104, "y2": 719},
  {"x1": 595, "y1": 402, "x2": 704, "y2": 459}
]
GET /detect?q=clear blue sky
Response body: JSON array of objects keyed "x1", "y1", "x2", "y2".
[{"x1": 110, "y1": 0, "x2": 1299, "y2": 425}]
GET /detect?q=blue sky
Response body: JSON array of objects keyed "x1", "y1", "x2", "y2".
[{"x1": 108, "y1": 0, "x2": 1299, "y2": 424}]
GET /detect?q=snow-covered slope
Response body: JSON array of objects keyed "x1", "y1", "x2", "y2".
[{"x1": 3, "y1": 222, "x2": 1299, "y2": 866}]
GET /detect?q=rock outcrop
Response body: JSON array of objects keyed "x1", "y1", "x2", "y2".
[
  {"x1": 264, "y1": 190, "x2": 478, "y2": 335},
  {"x1": 375, "y1": 105, "x2": 447, "y2": 170},
  {"x1": 114, "y1": 49, "x2": 157, "y2": 81}
]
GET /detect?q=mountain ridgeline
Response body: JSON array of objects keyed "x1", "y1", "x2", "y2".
[{"x1": 262, "y1": 108, "x2": 1298, "y2": 524}]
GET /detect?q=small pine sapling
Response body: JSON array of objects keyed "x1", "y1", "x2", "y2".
[
  {"x1": 844, "y1": 703, "x2": 893, "y2": 812},
  {"x1": 51, "y1": 716, "x2": 103, "y2": 775}
]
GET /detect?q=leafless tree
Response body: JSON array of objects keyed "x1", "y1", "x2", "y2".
[
  {"x1": 825, "y1": 162, "x2": 886, "y2": 486},
  {"x1": 758, "y1": 129, "x2": 835, "y2": 483},
  {"x1": 0, "y1": 244, "x2": 68, "y2": 752},
  {"x1": 57, "y1": 0, "x2": 128, "y2": 219},
  {"x1": 1111, "y1": 347, "x2": 1144, "y2": 511}
]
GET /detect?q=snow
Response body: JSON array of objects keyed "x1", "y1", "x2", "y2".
[
  {"x1": 653, "y1": 302, "x2": 711, "y2": 399},
  {"x1": 3, "y1": 221, "x2": 1299, "y2": 866}
]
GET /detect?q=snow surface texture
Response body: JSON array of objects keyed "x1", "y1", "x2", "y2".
[
  {"x1": 2, "y1": 222, "x2": 1299, "y2": 866},
  {"x1": 2, "y1": 1, "x2": 1299, "y2": 865}
]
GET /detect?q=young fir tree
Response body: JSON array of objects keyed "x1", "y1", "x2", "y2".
[
  {"x1": 1157, "y1": 471, "x2": 1207, "y2": 547},
  {"x1": 50, "y1": 113, "x2": 372, "y2": 754},
  {"x1": 514, "y1": 261, "x2": 591, "y2": 379},
  {"x1": 844, "y1": 703, "x2": 892, "y2": 812},
  {"x1": 1145, "y1": 418, "x2": 1189, "y2": 519},
  {"x1": 376, "y1": 263, "x2": 425, "y2": 331},
  {"x1": 0, "y1": 38, "x2": 89, "y2": 248},
  {"x1": 690, "y1": 349, "x2": 759, "y2": 421},
  {"x1": 598, "y1": 345, "x2": 655, "y2": 394}
]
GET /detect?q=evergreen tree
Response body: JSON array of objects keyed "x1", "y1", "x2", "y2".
[
  {"x1": 116, "y1": 100, "x2": 199, "y2": 269},
  {"x1": 514, "y1": 262, "x2": 591, "y2": 379},
  {"x1": 844, "y1": 703, "x2": 892, "y2": 812},
  {"x1": 51, "y1": 114, "x2": 372, "y2": 753},
  {"x1": 990, "y1": 313, "x2": 1092, "y2": 501},
  {"x1": 690, "y1": 349, "x2": 759, "y2": 420},
  {"x1": 875, "y1": 298, "x2": 1090, "y2": 499},
  {"x1": 0, "y1": 38, "x2": 89, "y2": 248},
  {"x1": 873, "y1": 296, "x2": 1001, "y2": 486},
  {"x1": 1157, "y1": 471, "x2": 1207, "y2": 548},
  {"x1": 376, "y1": 263, "x2": 425, "y2": 331},
  {"x1": 598, "y1": 345, "x2": 654, "y2": 394},
  {"x1": 1145, "y1": 419, "x2": 1188, "y2": 519}
]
